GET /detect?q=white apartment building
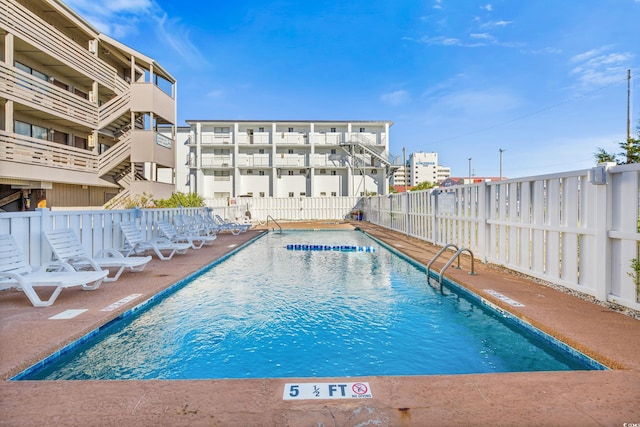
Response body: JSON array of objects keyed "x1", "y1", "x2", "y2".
[
  {"x1": 176, "y1": 120, "x2": 396, "y2": 199},
  {"x1": 392, "y1": 151, "x2": 450, "y2": 187},
  {"x1": 0, "y1": 0, "x2": 177, "y2": 211}
]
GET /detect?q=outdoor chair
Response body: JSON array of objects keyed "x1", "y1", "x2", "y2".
[
  {"x1": 119, "y1": 222, "x2": 190, "y2": 261},
  {"x1": 155, "y1": 221, "x2": 216, "y2": 250},
  {"x1": 44, "y1": 228, "x2": 151, "y2": 282},
  {"x1": 0, "y1": 234, "x2": 107, "y2": 307}
]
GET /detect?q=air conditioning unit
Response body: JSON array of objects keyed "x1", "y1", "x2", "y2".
[
  {"x1": 87, "y1": 134, "x2": 95, "y2": 148},
  {"x1": 88, "y1": 40, "x2": 97, "y2": 54},
  {"x1": 88, "y1": 91, "x2": 96, "y2": 103}
]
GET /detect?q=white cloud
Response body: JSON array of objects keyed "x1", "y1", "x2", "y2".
[
  {"x1": 381, "y1": 90, "x2": 410, "y2": 106},
  {"x1": 433, "y1": 0, "x2": 443, "y2": 10},
  {"x1": 481, "y1": 4, "x2": 493, "y2": 11},
  {"x1": 570, "y1": 47, "x2": 634, "y2": 87},
  {"x1": 65, "y1": 0, "x2": 208, "y2": 68}
]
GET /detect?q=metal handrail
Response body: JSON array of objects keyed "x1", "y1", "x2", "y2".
[
  {"x1": 439, "y1": 248, "x2": 476, "y2": 285},
  {"x1": 266, "y1": 215, "x2": 282, "y2": 233},
  {"x1": 426, "y1": 244, "x2": 459, "y2": 280}
]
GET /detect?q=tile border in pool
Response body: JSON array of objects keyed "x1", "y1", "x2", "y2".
[
  {"x1": 11, "y1": 228, "x2": 607, "y2": 380},
  {"x1": 358, "y1": 229, "x2": 609, "y2": 372},
  {"x1": 10, "y1": 232, "x2": 268, "y2": 381}
]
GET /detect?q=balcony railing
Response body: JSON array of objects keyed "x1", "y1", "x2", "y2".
[
  {"x1": 201, "y1": 134, "x2": 232, "y2": 144},
  {"x1": 98, "y1": 131, "x2": 132, "y2": 176},
  {"x1": 200, "y1": 155, "x2": 232, "y2": 167},
  {"x1": 0, "y1": 0, "x2": 129, "y2": 94},
  {"x1": 274, "y1": 154, "x2": 306, "y2": 167},
  {"x1": 0, "y1": 62, "x2": 98, "y2": 127},
  {"x1": 0, "y1": 130, "x2": 98, "y2": 173},
  {"x1": 236, "y1": 154, "x2": 271, "y2": 166}
]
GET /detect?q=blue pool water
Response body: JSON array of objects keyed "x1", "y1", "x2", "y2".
[{"x1": 21, "y1": 231, "x2": 600, "y2": 380}]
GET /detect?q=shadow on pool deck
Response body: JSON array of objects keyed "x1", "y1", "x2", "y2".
[{"x1": 1, "y1": 221, "x2": 639, "y2": 426}]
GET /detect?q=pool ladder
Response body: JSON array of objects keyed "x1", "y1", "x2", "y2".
[
  {"x1": 266, "y1": 215, "x2": 282, "y2": 233},
  {"x1": 426, "y1": 244, "x2": 476, "y2": 285}
]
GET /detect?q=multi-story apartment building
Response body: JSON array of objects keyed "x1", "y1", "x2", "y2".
[
  {"x1": 176, "y1": 120, "x2": 396, "y2": 199},
  {"x1": 0, "y1": 0, "x2": 177, "y2": 211},
  {"x1": 392, "y1": 151, "x2": 450, "y2": 187}
]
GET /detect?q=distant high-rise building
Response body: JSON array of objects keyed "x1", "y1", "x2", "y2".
[{"x1": 392, "y1": 151, "x2": 450, "y2": 187}]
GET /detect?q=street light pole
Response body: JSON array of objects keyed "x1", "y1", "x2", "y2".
[
  {"x1": 499, "y1": 148, "x2": 505, "y2": 180},
  {"x1": 468, "y1": 157, "x2": 472, "y2": 184}
]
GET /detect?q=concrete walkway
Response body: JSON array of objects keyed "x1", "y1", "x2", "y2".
[{"x1": 1, "y1": 221, "x2": 639, "y2": 426}]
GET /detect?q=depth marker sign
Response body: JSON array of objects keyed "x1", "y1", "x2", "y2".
[{"x1": 283, "y1": 382, "x2": 372, "y2": 400}]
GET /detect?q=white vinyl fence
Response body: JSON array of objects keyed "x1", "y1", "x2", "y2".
[{"x1": 364, "y1": 163, "x2": 640, "y2": 311}]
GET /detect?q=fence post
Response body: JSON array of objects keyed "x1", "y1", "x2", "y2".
[
  {"x1": 591, "y1": 168, "x2": 613, "y2": 301},
  {"x1": 478, "y1": 182, "x2": 489, "y2": 262},
  {"x1": 405, "y1": 191, "x2": 410, "y2": 236},
  {"x1": 37, "y1": 208, "x2": 52, "y2": 266}
]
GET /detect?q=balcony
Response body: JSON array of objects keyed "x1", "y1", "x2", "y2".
[
  {"x1": 310, "y1": 132, "x2": 343, "y2": 145},
  {"x1": 130, "y1": 83, "x2": 175, "y2": 123},
  {"x1": 0, "y1": 0, "x2": 128, "y2": 94},
  {"x1": 237, "y1": 132, "x2": 271, "y2": 145},
  {"x1": 236, "y1": 153, "x2": 271, "y2": 167},
  {"x1": 130, "y1": 130, "x2": 174, "y2": 168},
  {"x1": 274, "y1": 154, "x2": 306, "y2": 167},
  {"x1": 200, "y1": 155, "x2": 232, "y2": 168},
  {"x1": 275, "y1": 132, "x2": 308, "y2": 145},
  {"x1": 0, "y1": 62, "x2": 98, "y2": 127},
  {"x1": 200, "y1": 133, "x2": 232, "y2": 145}
]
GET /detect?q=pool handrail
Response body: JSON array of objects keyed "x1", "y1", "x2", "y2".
[
  {"x1": 439, "y1": 247, "x2": 476, "y2": 285},
  {"x1": 426, "y1": 244, "x2": 459, "y2": 281},
  {"x1": 266, "y1": 215, "x2": 282, "y2": 233}
]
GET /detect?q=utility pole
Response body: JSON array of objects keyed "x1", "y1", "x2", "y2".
[
  {"x1": 627, "y1": 69, "x2": 632, "y2": 163},
  {"x1": 499, "y1": 148, "x2": 505, "y2": 180}
]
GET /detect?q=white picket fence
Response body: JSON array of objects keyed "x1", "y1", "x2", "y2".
[
  {"x1": 1, "y1": 165, "x2": 638, "y2": 311},
  {"x1": 363, "y1": 163, "x2": 640, "y2": 311}
]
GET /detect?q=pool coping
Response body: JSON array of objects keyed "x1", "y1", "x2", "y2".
[{"x1": 1, "y1": 221, "x2": 639, "y2": 426}]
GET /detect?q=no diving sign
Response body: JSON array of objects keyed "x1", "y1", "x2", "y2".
[{"x1": 283, "y1": 382, "x2": 372, "y2": 400}]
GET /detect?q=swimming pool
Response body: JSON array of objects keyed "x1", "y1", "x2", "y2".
[{"x1": 18, "y1": 230, "x2": 604, "y2": 380}]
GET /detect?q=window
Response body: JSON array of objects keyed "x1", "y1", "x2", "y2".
[
  {"x1": 288, "y1": 127, "x2": 293, "y2": 132},
  {"x1": 288, "y1": 192, "x2": 294, "y2": 197},
  {"x1": 214, "y1": 171, "x2": 230, "y2": 181},
  {"x1": 258, "y1": 149, "x2": 265, "y2": 154},
  {"x1": 246, "y1": 192, "x2": 253, "y2": 197},
  {"x1": 320, "y1": 192, "x2": 327, "y2": 196},
  {"x1": 258, "y1": 170, "x2": 265, "y2": 176},
  {"x1": 15, "y1": 62, "x2": 48, "y2": 81},
  {"x1": 259, "y1": 192, "x2": 265, "y2": 197},
  {"x1": 331, "y1": 192, "x2": 337, "y2": 196},
  {"x1": 299, "y1": 170, "x2": 306, "y2": 175},
  {"x1": 214, "y1": 127, "x2": 230, "y2": 133},
  {"x1": 331, "y1": 170, "x2": 337, "y2": 176},
  {"x1": 372, "y1": 169, "x2": 377, "y2": 174},
  {"x1": 359, "y1": 127, "x2": 365, "y2": 132},
  {"x1": 247, "y1": 170, "x2": 254, "y2": 175},
  {"x1": 258, "y1": 127, "x2": 265, "y2": 132},
  {"x1": 299, "y1": 192, "x2": 305, "y2": 196},
  {"x1": 330, "y1": 149, "x2": 336, "y2": 154},
  {"x1": 288, "y1": 171, "x2": 294, "y2": 176},
  {"x1": 288, "y1": 149, "x2": 294, "y2": 154},
  {"x1": 15, "y1": 121, "x2": 49, "y2": 141},
  {"x1": 320, "y1": 169, "x2": 326, "y2": 175},
  {"x1": 330, "y1": 127, "x2": 336, "y2": 132}
]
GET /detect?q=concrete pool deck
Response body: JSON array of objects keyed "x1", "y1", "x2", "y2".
[{"x1": 1, "y1": 221, "x2": 639, "y2": 426}]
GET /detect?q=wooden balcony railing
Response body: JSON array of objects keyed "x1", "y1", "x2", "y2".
[
  {"x1": 0, "y1": 130, "x2": 98, "y2": 173},
  {"x1": 0, "y1": 0, "x2": 129, "y2": 94},
  {"x1": 0, "y1": 62, "x2": 98, "y2": 127}
]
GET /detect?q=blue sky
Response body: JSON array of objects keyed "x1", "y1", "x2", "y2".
[{"x1": 66, "y1": 0, "x2": 639, "y2": 179}]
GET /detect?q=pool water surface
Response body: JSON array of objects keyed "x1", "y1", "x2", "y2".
[{"x1": 21, "y1": 230, "x2": 600, "y2": 380}]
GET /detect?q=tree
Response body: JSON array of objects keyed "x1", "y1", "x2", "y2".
[
  {"x1": 412, "y1": 181, "x2": 436, "y2": 191},
  {"x1": 595, "y1": 119, "x2": 640, "y2": 164}
]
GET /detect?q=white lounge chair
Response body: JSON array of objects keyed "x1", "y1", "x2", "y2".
[
  {"x1": 43, "y1": 228, "x2": 151, "y2": 282},
  {"x1": 0, "y1": 234, "x2": 107, "y2": 307},
  {"x1": 213, "y1": 214, "x2": 251, "y2": 235},
  {"x1": 177, "y1": 214, "x2": 219, "y2": 236},
  {"x1": 119, "y1": 222, "x2": 191, "y2": 261},
  {"x1": 155, "y1": 221, "x2": 216, "y2": 250}
]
